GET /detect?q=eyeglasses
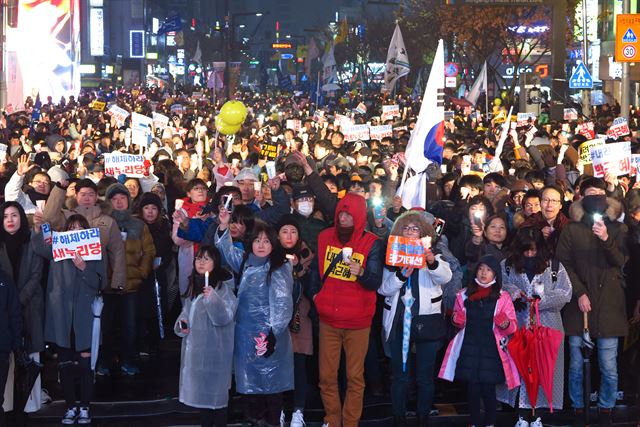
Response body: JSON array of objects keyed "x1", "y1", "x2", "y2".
[
  {"x1": 541, "y1": 198, "x2": 561, "y2": 205},
  {"x1": 402, "y1": 226, "x2": 421, "y2": 233}
]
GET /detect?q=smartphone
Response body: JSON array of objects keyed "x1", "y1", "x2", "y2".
[
  {"x1": 222, "y1": 194, "x2": 233, "y2": 211},
  {"x1": 179, "y1": 320, "x2": 188, "y2": 330},
  {"x1": 434, "y1": 218, "x2": 446, "y2": 236},
  {"x1": 28, "y1": 153, "x2": 35, "y2": 162},
  {"x1": 473, "y1": 211, "x2": 484, "y2": 228}
]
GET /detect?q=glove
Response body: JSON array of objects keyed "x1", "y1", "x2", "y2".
[
  {"x1": 254, "y1": 329, "x2": 277, "y2": 358},
  {"x1": 452, "y1": 311, "x2": 466, "y2": 327},
  {"x1": 514, "y1": 297, "x2": 528, "y2": 312},
  {"x1": 494, "y1": 312, "x2": 509, "y2": 327}
]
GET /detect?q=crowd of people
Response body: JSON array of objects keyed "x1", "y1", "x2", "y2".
[{"x1": 0, "y1": 86, "x2": 638, "y2": 427}]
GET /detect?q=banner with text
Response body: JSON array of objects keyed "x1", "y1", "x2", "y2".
[
  {"x1": 386, "y1": 236, "x2": 427, "y2": 269},
  {"x1": 342, "y1": 124, "x2": 370, "y2": 142},
  {"x1": 381, "y1": 104, "x2": 400, "y2": 122},
  {"x1": 590, "y1": 141, "x2": 631, "y2": 177},
  {"x1": 104, "y1": 153, "x2": 147, "y2": 178},
  {"x1": 369, "y1": 125, "x2": 393, "y2": 140}
]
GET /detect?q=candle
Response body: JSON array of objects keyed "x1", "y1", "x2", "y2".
[{"x1": 204, "y1": 271, "x2": 209, "y2": 288}]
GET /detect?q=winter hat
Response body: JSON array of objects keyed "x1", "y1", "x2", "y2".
[
  {"x1": 138, "y1": 192, "x2": 163, "y2": 212},
  {"x1": 292, "y1": 185, "x2": 313, "y2": 201},
  {"x1": 105, "y1": 183, "x2": 130, "y2": 200},
  {"x1": 34, "y1": 152, "x2": 51, "y2": 170},
  {"x1": 476, "y1": 254, "x2": 502, "y2": 284},
  {"x1": 47, "y1": 165, "x2": 69, "y2": 184},
  {"x1": 277, "y1": 213, "x2": 300, "y2": 232},
  {"x1": 233, "y1": 167, "x2": 258, "y2": 183}
]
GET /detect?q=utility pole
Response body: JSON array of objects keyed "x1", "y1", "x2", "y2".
[
  {"x1": 0, "y1": 0, "x2": 8, "y2": 108},
  {"x1": 621, "y1": 0, "x2": 631, "y2": 120},
  {"x1": 581, "y1": 0, "x2": 591, "y2": 118},
  {"x1": 549, "y1": 0, "x2": 567, "y2": 121}
]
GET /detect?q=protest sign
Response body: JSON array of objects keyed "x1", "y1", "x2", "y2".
[
  {"x1": 385, "y1": 236, "x2": 427, "y2": 269},
  {"x1": 132, "y1": 113, "x2": 153, "y2": 147},
  {"x1": 152, "y1": 112, "x2": 170, "y2": 130},
  {"x1": 369, "y1": 125, "x2": 393, "y2": 140},
  {"x1": 41, "y1": 223, "x2": 52, "y2": 245},
  {"x1": 381, "y1": 104, "x2": 400, "y2": 122},
  {"x1": 286, "y1": 119, "x2": 301, "y2": 132},
  {"x1": 563, "y1": 108, "x2": 578, "y2": 121},
  {"x1": 52, "y1": 228, "x2": 102, "y2": 262},
  {"x1": 91, "y1": 101, "x2": 106, "y2": 112},
  {"x1": 322, "y1": 245, "x2": 365, "y2": 282},
  {"x1": 355, "y1": 102, "x2": 367, "y2": 115},
  {"x1": 334, "y1": 114, "x2": 354, "y2": 128},
  {"x1": 260, "y1": 142, "x2": 278, "y2": 160},
  {"x1": 444, "y1": 111, "x2": 455, "y2": 120},
  {"x1": 590, "y1": 141, "x2": 631, "y2": 177},
  {"x1": 0, "y1": 143, "x2": 7, "y2": 160},
  {"x1": 342, "y1": 124, "x2": 370, "y2": 142},
  {"x1": 312, "y1": 110, "x2": 325, "y2": 125},
  {"x1": 577, "y1": 122, "x2": 595, "y2": 140},
  {"x1": 107, "y1": 105, "x2": 129, "y2": 127},
  {"x1": 607, "y1": 117, "x2": 631, "y2": 138},
  {"x1": 578, "y1": 139, "x2": 605, "y2": 165},
  {"x1": 631, "y1": 154, "x2": 640, "y2": 176},
  {"x1": 170, "y1": 103, "x2": 184, "y2": 114},
  {"x1": 516, "y1": 112, "x2": 536, "y2": 127},
  {"x1": 104, "y1": 153, "x2": 147, "y2": 178}
]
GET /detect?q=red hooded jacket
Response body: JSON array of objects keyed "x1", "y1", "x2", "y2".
[{"x1": 314, "y1": 193, "x2": 381, "y2": 329}]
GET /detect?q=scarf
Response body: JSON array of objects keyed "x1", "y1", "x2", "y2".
[
  {"x1": 469, "y1": 285, "x2": 493, "y2": 301},
  {"x1": 4, "y1": 233, "x2": 26, "y2": 282},
  {"x1": 336, "y1": 225, "x2": 354, "y2": 245},
  {"x1": 26, "y1": 188, "x2": 48, "y2": 206}
]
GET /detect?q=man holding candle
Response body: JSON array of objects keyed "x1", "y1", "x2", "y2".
[{"x1": 309, "y1": 193, "x2": 384, "y2": 427}]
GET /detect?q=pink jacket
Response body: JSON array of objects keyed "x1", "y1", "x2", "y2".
[{"x1": 439, "y1": 289, "x2": 521, "y2": 390}]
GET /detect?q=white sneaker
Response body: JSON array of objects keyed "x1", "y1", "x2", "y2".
[
  {"x1": 515, "y1": 416, "x2": 529, "y2": 427},
  {"x1": 290, "y1": 409, "x2": 306, "y2": 427},
  {"x1": 322, "y1": 423, "x2": 330, "y2": 427},
  {"x1": 77, "y1": 407, "x2": 91, "y2": 425},
  {"x1": 279, "y1": 410, "x2": 285, "y2": 427},
  {"x1": 61, "y1": 407, "x2": 78, "y2": 425},
  {"x1": 41, "y1": 388, "x2": 52, "y2": 405},
  {"x1": 529, "y1": 417, "x2": 543, "y2": 427}
]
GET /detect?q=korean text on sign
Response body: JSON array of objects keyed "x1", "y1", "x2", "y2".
[
  {"x1": 564, "y1": 108, "x2": 578, "y2": 121},
  {"x1": 590, "y1": 141, "x2": 632, "y2": 178},
  {"x1": 578, "y1": 139, "x2": 605, "y2": 165},
  {"x1": 52, "y1": 228, "x2": 102, "y2": 262},
  {"x1": 381, "y1": 104, "x2": 401, "y2": 122},
  {"x1": 369, "y1": 125, "x2": 393, "y2": 140},
  {"x1": 260, "y1": 142, "x2": 278, "y2": 160},
  {"x1": 516, "y1": 113, "x2": 536, "y2": 127},
  {"x1": 323, "y1": 246, "x2": 364, "y2": 282},
  {"x1": 104, "y1": 153, "x2": 147, "y2": 178},
  {"x1": 385, "y1": 236, "x2": 427, "y2": 269},
  {"x1": 107, "y1": 105, "x2": 130, "y2": 127},
  {"x1": 577, "y1": 122, "x2": 595, "y2": 140},
  {"x1": 607, "y1": 117, "x2": 631, "y2": 138},
  {"x1": 342, "y1": 124, "x2": 370, "y2": 142}
]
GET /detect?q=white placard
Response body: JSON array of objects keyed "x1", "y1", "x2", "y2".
[
  {"x1": 607, "y1": 117, "x2": 630, "y2": 138},
  {"x1": 369, "y1": 125, "x2": 393, "y2": 140},
  {"x1": 104, "y1": 152, "x2": 147, "y2": 177},
  {"x1": 381, "y1": 104, "x2": 400, "y2": 122},
  {"x1": 590, "y1": 141, "x2": 631, "y2": 177},
  {"x1": 107, "y1": 105, "x2": 130, "y2": 127},
  {"x1": 52, "y1": 228, "x2": 102, "y2": 262},
  {"x1": 342, "y1": 124, "x2": 370, "y2": 142},
  {"x1": 152, "y1": 112, "x2": 170, "y2": 130}
]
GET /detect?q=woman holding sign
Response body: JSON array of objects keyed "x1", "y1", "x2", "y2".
[
  {"x1": 175, "y1": 245, "x2": 236, "y2": 427},
  {"x1": 31, "y1": 213, "x2": 103, "y2": 425},
  {"x1": 379, "y1": 211, "x2": 453, "y2": 427}
]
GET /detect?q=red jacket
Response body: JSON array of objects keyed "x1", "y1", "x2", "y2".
[{"x1": 314, "y1": 193, "x2": 381, "y2": 329}]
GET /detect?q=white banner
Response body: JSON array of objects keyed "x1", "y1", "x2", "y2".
[
  {"x1": 516, "y1": 112, "x2": 536, "y2": 127},
  {"x1": 286, "y1": 119, "x2": 301, "y2": 132},
  {"x1": 334, "y1": 114, "x2": 354, "y2": 128},
  {"x1": 52, "y1": 228, "x2": 102, "y2": 262},
  {"x1": 590, "y1": 141, "x2": 631, "y2": 177},
  {"x1": 107, "y1": 105, "x2": 129, "y2": 127},
  {"x1": 563, "y1": 108, "x2": 578, "y2": 121},
  {"x1": 381, "y1": 104, "x2": 400, "y2": 122},
  {"x1": 369, "y1": 125, "x2": 393, "y2": 140},
  {"x1": 104, "y1": 153, "x2": 147, "y2": 178},
  {"x1": 342, "y1": 124, "x2": 370, "y2": 142}
]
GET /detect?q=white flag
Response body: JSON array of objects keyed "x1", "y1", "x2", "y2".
[
  {"x1": 383, "y1": 23, "x2": 410, "y2": 92},
  {"x1": 322, "y1": 44, "x2": 340, "y2": 91},
  {"x1": 191, "y1": 40, "x2": 202, "y2": 64},
  {"x1": 466, "y1": 61, "x2": 487, "y2": 106}
]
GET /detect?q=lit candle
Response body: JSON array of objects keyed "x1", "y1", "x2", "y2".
[{"x1": 204, "y1": 271, "x2": 209, "y2": 288}]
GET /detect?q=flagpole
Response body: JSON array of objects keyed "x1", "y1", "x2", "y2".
[
  {"x1": 316, "y1": 71, "x2": 321, "y2": 107},
  {"x1": 485, "y1": 62, "x2": 489, "y2": 119}
]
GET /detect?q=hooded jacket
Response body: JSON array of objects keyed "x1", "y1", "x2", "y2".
[
  {"x1": 556, "y1": 197, "x2": 628, "y2": 337},
  {"x1": 310, "y1": 193, "x2": 384, "y2": 329}
]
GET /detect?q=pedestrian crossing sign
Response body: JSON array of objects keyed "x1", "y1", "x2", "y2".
[
  {"x1": 569, "y1": 62, "x2": 593, "y2": 90},
  {"x1": 623, "y1": 28, "x2": 637, "y2": 43}
]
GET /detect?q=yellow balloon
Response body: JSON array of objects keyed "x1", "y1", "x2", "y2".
[
  {"x1": 219, "y1": 100, "x2": 248, "y2": 126},
  {"x1": 493, "y1": 98, "x2": 502, "y2": 106},
  {"x1": 501, "y1": 90, "x2": 508, "y2": 100},
  {"x1": 215, "y1": 116, "x2": 241, "y2": 135}
]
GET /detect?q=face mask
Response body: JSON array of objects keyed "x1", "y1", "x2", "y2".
[
  {"x1": 296, "y1": 201, "x2": 314, "y2": 217},
  {"x1": 475, "y1": 278, "x2": 496, "y2": 288},
  {"x1": 582, "y1": 194, "x2": 607, "y2": 215}
]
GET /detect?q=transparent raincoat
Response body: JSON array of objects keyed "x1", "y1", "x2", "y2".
[
  {"x1": 215, "y1": 228, "x2": 294, "y2": 394},
  {"x1": 175, "y1": 274, "x2": 237, "y2": 409}
]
